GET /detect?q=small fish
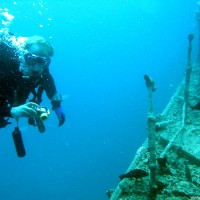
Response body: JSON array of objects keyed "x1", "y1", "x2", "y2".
[{"x1": 119, "y1": 169, "x2": 148, "y2": 180}]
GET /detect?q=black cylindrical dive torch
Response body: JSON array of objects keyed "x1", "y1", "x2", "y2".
[{"x1": 12, "y1": 126, "x2": 26, "y2": 157}]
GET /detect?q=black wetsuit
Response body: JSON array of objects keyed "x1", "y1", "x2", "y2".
[{"x1": 0, "y1": 38, "x2": 58, "y2": 127}]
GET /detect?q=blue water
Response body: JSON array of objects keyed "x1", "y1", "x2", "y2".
[{"x1": 0, "y1": 0, "x2": 198, "y2": 199}]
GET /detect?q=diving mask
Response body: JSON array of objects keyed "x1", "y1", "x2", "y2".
[
  {"x1": 24, "y1": 53, "x2": 51, "y2": 68},
  {"x1": 20, "y1": 53, "x2": 51, "y2": 78}
]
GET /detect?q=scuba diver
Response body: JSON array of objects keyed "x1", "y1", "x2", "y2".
[{"x1": 0, "y1": 30, "x2": 66, "y2": 156}]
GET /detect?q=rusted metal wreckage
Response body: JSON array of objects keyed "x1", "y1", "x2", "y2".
[{"x1": 107, "y1": 3, "x2": 200, "y2": 200}]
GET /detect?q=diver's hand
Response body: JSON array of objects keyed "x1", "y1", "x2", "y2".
[
  {"x1": 11, "y1": 102, "x2": 38, "y2": 119},
  {"x1": 55, "y1": 107, "x2": 65, "y2": 126}
]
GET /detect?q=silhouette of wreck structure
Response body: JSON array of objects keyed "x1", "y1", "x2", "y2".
[{"x1": 107, "y1": 3, "x2": 200, "y2": 200}]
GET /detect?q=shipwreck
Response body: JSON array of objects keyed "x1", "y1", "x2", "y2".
[{"x1": 107, "y1": 2, "x2": 200, "y2": 200}]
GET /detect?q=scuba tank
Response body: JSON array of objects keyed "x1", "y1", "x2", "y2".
[{"x1": 12, "y1": 126, "x2": 26, "y2": 157}]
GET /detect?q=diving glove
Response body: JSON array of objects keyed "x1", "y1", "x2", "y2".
[{"x1": 55, "y1": 107, "x2": 65, "y2": 126}]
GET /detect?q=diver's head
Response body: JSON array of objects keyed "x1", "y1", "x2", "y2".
[{"x1": 19, "y1": 35, "x2": 54, "y2": 78}]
